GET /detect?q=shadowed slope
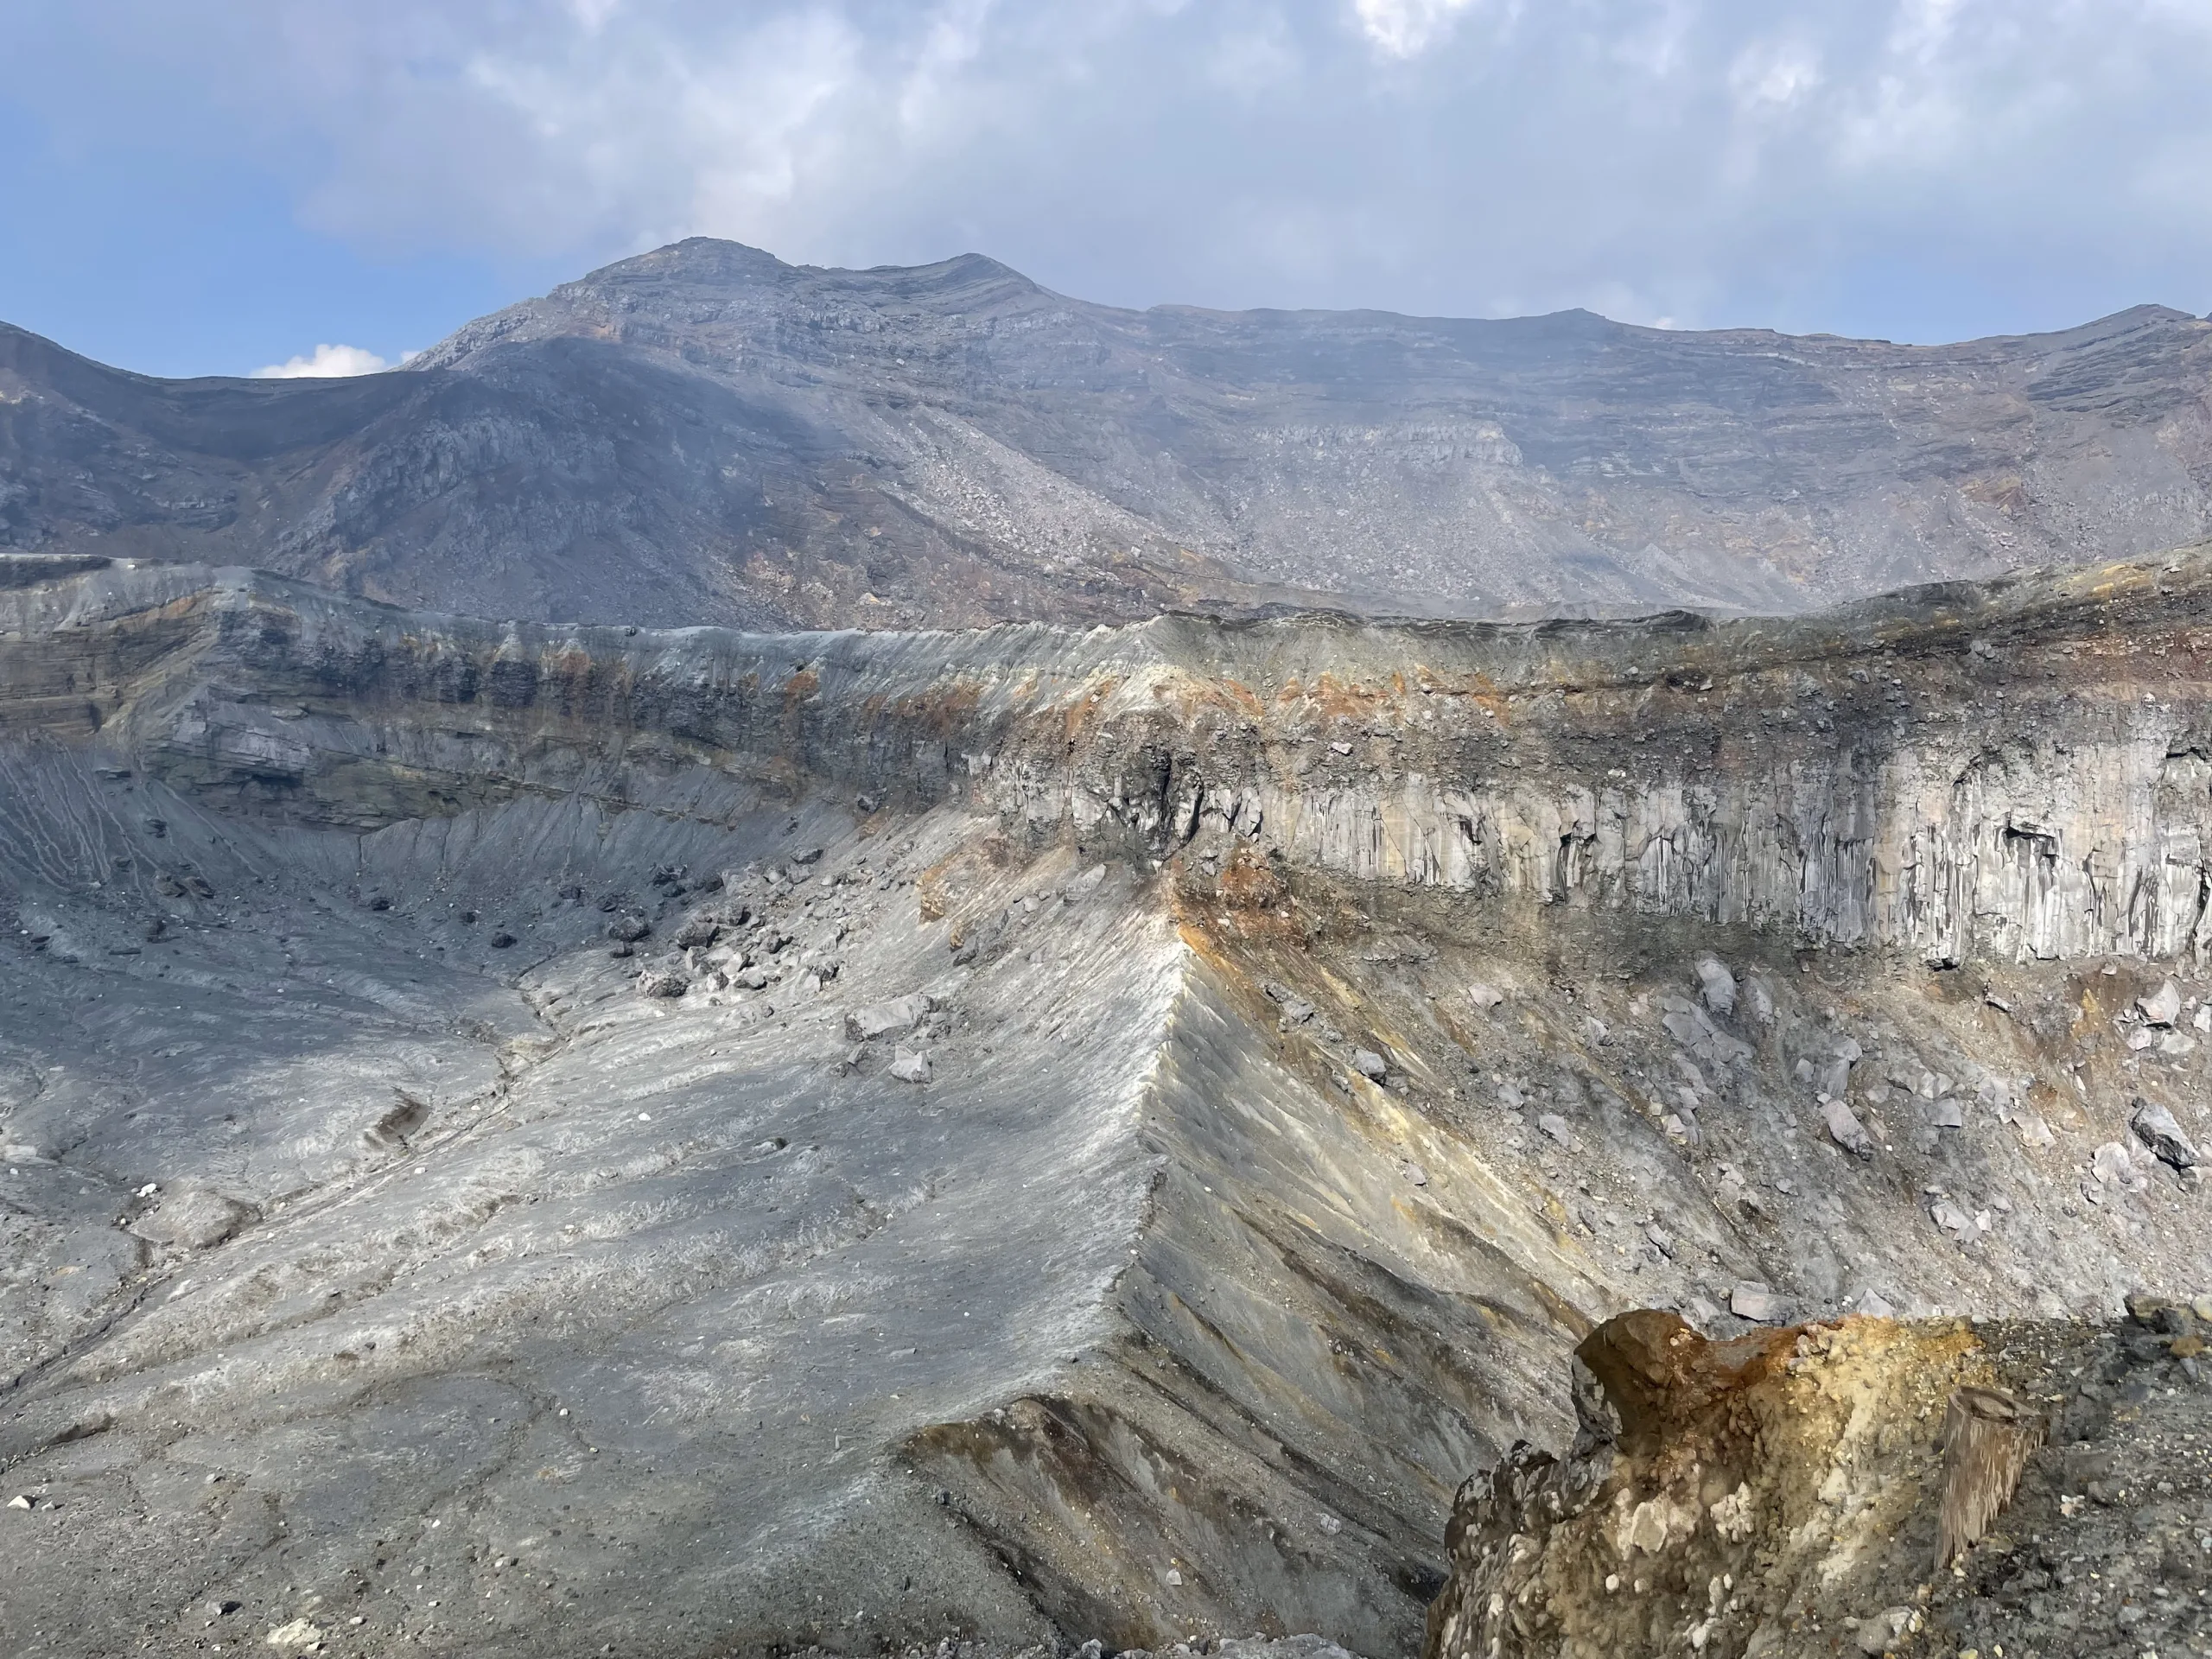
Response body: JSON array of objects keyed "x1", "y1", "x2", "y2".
[{"x1": 5, "y1": 244, "x2": 2212, "y2": 627}]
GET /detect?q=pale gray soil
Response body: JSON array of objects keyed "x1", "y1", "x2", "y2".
[{"x1": 3, "y1": 550, "x2": 2212, "y2": 1656}]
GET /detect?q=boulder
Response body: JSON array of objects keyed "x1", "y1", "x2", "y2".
[
  {"x1": 2091, "y1": 1141, "x2": 2147, "y2": 1191},
  {"x1": 638, "y1": 969, "x2": 690, "y2": 999},
  {"x1": 1983, "y1": 1076, "x2": 2056, "y2": 1147},
  {"x1": 1352, "y1": 1048, "x2": 1389, "y2": 1081},
  {"x1": 1856, "y1": 1608, "x2": 1916, "y2": 1656},
  {"x1": 1729, "y1": 1283, "x2": 1788, "y2": 1323},
  {"x1": 1929, "y1": 1199, "x2": 1978, "y2": 1243},
  {"x1": 847, "y1": 994, "x2": 935, "y2": 1042},
  {"x1": 264, "y1": 1617, "x2": 325, "y2": 1651},
  {"x1": 1694, "y1": 957, "x2": 1736, "y2": 1016},
  {"x1": 1662, "y1": 998, "x2": 1753, "y2": 1065},
  {"x1": 2139, "y1": 979, "x2": 2183, "y2": 1027},
  {"x1": 1821, "y1": 1096, "x2": 1875, "y2": 1159},
  {"x1": 2131, "y1": 1098, "x2": 2201, "y2": 1169},
  {"x1": 1466, "y1": 982, "x2": 1505, "y2": 1011},
  {"x1": 132, "y1": 1187, "x2": 257, "y2": 1250},
  {"x1": 889, "y1": 1046, "x2": 931, "y2": 1084},
  {"x1": 606, "y1": 915, "x2": 651, "y2": 944}
]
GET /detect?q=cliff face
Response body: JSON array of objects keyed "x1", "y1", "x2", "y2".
[
  {"x1": 3, "y1": 551, "x2": 2211, "y2": 1658},
  {"x1": 5, "y1": 240, "x2": 2212, "y2": 629},
  {"x1": 16, "y1": 543, "x2": 2212, "y2": 969}
]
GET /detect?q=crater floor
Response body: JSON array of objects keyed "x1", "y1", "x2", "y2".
[{"x1": 4, "y1": 552, "x2": 2212, "y2": 1657}]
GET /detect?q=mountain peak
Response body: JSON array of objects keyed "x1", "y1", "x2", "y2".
[
  {"x1": 564, "y1": 237, "x2": 795, "y2": 296},
  {"x1": 559, "y1": 239, "x2": 1046, "y2": 307}
]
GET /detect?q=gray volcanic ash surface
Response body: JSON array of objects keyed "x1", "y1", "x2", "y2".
[
  {"x1": 5, "y1": 550, "x2": 2212, "y2": 1656},
  {"x1": 4, "y1": 240, "x2": 2212, "y2": 629}
]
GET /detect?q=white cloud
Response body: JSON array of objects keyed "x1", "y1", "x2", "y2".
[
  {"x1": 1352, "y1": 0, "x2": 1483, "y2": 58},
  {"x1": 10, "y1": 1, "x2": 2212, "y2": 344},
  {"x1": 250, "y1": 343, "x2": 394, "y2": 378},
  {"x1": 1729, "y1": 38, "x2": 1821, "y2": 111}
]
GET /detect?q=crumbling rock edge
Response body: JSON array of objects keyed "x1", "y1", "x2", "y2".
[
  {"x1": 13, "y1": 543, "x2": 2212, "y2": 969},
  {"x1": 1423, "y1": 1302, "x2": 2212, "y2": 1659},
  {"x1": 6, "y1": 547, "x2": 2212, "y2": 1656}
]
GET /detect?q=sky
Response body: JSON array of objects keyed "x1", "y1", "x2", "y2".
[{"x1": 3, "y1": 0, "x2": 2211, "y2": 378}]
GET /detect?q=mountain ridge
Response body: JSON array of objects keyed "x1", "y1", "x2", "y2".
[{"x1": 4, "y1": 240, "x2": 2212, "y2": 631}]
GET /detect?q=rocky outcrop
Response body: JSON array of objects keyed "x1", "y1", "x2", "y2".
[
  {"x1": 13, "y1": 544, "x2": 2212, "y2": 969},
  {"x1": 1421, "y1": 1302, "x2": 2212, "y2": 1659},
  {"x1": 1424, "y1": 1311, "x2": 1984, "y2": 1659}
]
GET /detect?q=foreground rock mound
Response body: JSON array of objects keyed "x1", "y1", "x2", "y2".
[{"x1": 1426, "y1": 1304, "x2": 2212, "y2": 1659}]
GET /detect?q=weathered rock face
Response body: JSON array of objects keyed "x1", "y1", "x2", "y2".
[
  {"x1": 4, "y1": 549, "x2": 2212, "y2": 1658},
  {"x1": 1422, "y1": 1301, "x2": 2212, "y2": 1659},
  {"x1": 16, "y1": 543, "x2": 2212, "y2": 969},
  {"x1": 1425, "y1": 1311, "x2": 1982, "y2": 1659},
  {"x1": 6, "y1": 239, "x2": 2212, "y2": 628}
]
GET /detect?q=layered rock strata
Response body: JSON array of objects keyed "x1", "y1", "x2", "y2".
[
  {"x1": 3, "y1": 550, "x2": 2212, "y2": 1656},
  {"x1": 12, "y1": 545, "x2": 2212, "y2": 967}
]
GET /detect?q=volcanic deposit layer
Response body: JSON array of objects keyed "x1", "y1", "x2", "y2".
[{"x1": 3, "y1": 548, "x2": 2212, "y2": 1656}]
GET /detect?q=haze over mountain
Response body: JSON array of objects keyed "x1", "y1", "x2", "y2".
[{"x1": 4, "y1": 238, "x2": 2211, "y2": 630}]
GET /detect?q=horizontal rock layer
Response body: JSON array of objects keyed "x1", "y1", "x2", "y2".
[
  {"x1": 10, "y1": 547, "x2": 2212, "y2": 967},
  {"x1": 5, "y1": 550, "x2": 2212, "y2": 1658}
]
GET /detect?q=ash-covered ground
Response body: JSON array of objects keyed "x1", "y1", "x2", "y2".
[{"x1": 3, "y1": 550, "x2": 2212, "y2": 1657}]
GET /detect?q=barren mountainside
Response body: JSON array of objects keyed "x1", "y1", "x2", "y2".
[
  {"x1": 3, "y1": 546, "x2": 2212, "y2": 1656},
  {"x1": 3, "y1": 240, "x2": 2212, "y2": 629}
]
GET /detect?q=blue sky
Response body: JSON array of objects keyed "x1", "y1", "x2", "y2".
[{"x1": 4, "y1": 0, "x2": 2211, "y2": 379}]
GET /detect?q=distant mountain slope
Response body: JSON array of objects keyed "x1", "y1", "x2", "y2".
[{"x1": 3, "y1": 238, "x2": 2211, "y2": 628}]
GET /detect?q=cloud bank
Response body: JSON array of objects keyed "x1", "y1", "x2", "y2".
[
  {"x1": 8, "y1": 1, "x2": 2212, "y2": 341},
  {"x1": 249, "y1": 342, "x2": 394, "y2": 378}
]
